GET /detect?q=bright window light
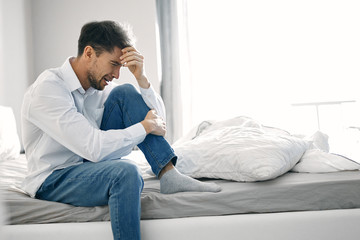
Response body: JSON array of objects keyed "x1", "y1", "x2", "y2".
[{"x1": 185, "y1": 0, "x2": 360, "y2": 149}]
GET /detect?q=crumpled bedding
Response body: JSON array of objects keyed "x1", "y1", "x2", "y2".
[
  {"x1": 173, "y1": 116, "x2": 360, "y2": 182},
  {"x1": 2, "y1": 116, "x2": 360, "y2": 225}
]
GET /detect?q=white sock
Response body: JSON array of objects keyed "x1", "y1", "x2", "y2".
[{"x1": 160, "y1": 168, "x2": 221, "y2": 194}]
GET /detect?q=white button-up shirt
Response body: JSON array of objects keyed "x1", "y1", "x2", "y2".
[{"x1": 21, "y1": 57, "x2": 166, "y2": 197}]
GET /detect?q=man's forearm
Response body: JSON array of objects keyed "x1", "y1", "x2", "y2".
[{"x1": 136, "y1": 75, "x2": 150, "y2": 89}]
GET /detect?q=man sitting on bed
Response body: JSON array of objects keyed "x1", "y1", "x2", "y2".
[{"x1": 21, "y1": 20, "x2": 221, "y2": 240}]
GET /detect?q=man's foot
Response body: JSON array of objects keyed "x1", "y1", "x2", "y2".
[{"x1": 160, "y1": 167, "x2": 221, "y2": 194}]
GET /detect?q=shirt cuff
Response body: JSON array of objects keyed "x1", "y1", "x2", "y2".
[
  {"x1": 139, "y1": 83, "x2": 155, "y2": 96},
  {"x1": 127, "y1": 122, "x2": 147, "y2": 144}
]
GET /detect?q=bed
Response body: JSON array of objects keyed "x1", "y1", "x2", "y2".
[{"x1": 1, "y1": 107, "x2": 360, "y2": 240}]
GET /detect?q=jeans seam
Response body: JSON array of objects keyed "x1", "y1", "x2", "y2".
[
  {"x1": 102, "y1": 99, "x2": 117, "y2": 129},
  {"x1": 142, "y1": 140, "x2": 176, "y2": 176}
]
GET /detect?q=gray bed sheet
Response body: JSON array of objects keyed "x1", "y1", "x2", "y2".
[
  {"x1": 2, "y1": 154, "x2": 360, "y2": 225},
  {"x1": 4, "y1": 172, "x2": 360, "y2": 224}
]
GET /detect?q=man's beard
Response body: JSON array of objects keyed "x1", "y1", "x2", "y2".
[{"x1": 87, "y1": 71, "x2": 103, "y2": 90}]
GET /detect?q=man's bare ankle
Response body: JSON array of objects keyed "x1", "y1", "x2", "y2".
[{"x1": 159, "y1": 162, "x2": 174, "y2": 179}]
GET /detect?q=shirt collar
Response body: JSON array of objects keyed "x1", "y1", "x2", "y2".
[
  {"x1": 61, "y1": 57, "x2": 85, "y2": 93},
  {"x1": 60, "y1": 57, "x2": 98, "y2": 96}
]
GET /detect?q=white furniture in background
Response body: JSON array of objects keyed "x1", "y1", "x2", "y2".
[{"x1": 292, "y1": 100, "x2": 356, "y2": 131}]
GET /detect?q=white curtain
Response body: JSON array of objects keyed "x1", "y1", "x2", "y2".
[{"x1": 156, "y1": 0, "x2": 191, "y2": 143}]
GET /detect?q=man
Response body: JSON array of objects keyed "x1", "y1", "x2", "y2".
[{"x1": 21, "y1": 20, "x2": 220, "y2": 240}]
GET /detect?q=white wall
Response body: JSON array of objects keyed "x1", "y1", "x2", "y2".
[
  {"x1": 0, "y1": 0, "x2": 33, "y2": 145},
  {"x1": 0, "y1": 0, "x2": 160, "y2": 146},
  {"x1": 0, "y1": 2, "x2": 4, "y2": 228},
  {"x1": 0, "y1": 0, "x2": 3, "y2": 105}
]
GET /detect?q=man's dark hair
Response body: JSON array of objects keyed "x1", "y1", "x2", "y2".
[{"x1": 77, "y1": 20, "x2": 135, "y2": 57}]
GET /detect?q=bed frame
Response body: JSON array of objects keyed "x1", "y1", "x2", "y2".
[{"x1": 2, "y1": 208, "x2": 360, "y2": 240}]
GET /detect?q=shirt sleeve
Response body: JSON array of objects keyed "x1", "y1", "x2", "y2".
[
  {"x1": 26, "y1": 80, "x2": 146, "y2": 162},
  {"x1": 140, "y1": 84, "x2": 166, "y2": 121}
]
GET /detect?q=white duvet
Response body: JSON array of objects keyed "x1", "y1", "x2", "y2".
[{"x1": 173, "y1": 116, "x2": 360, "y2": 182}]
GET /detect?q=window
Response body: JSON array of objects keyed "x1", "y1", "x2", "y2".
[{"x1": 185, "y1": 0, "x2": 360, "y2": 149}]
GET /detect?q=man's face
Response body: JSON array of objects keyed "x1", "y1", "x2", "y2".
[{"x1": 87, "y1": 47, "x2": 123, "y2": 90}]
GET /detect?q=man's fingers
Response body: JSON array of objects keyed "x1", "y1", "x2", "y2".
[
  {"x1": 121, "y1": 46, "x2": 138, "y2": 53},
  {"x1": 121, "y1": 51, "x2": 144, "y2": 60},
  {"x1": 121, "y1": 54, "x2": 143, "y2": 67},
  {"x1": 120, "y1": 48, "x2": 143, "y2": 60}
]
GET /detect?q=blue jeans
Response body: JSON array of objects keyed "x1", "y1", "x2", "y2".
[{"x1": 36, "y1": 84, "x2": 177, "y2": 240}]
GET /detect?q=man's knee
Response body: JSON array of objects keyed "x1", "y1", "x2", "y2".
[
  {"x1": 109, "y1": 84, "x2": 139, "y2": 100},
  {"x1": 111, "y1": 161, "x2": 144, "y2": 192}
]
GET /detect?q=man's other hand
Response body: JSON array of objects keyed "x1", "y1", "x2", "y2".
[{"x1": 141, "y1": 110, "x2": 166, "y2": 136}]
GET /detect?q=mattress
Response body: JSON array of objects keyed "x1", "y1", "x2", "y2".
[
  {"x1": 4, "y1": 209, "x2": 360, "y2": 240},
  {"x1": 2, "y1": 151, "x2": 360, "y2": 225}
]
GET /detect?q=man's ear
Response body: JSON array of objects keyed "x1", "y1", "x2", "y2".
[{"x1": 83, "y1": 46, "x2": 95, "y2": 60}]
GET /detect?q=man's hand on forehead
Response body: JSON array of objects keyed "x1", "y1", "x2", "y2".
[
  {"x1": 119, "y1": 46, "x2": 144, "y2": 67},
  {"x1": 119, "y1": 46, "x2": 148, "y2": 87}
]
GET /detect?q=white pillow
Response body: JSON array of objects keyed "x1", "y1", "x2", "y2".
[
  {"x1": 291, "y1": 149, "x2": 360, "y2": 173},
  {"x1": 0, "y1": 106, "x2": 20, "y2": 160},
  {"x1": 174, "y1": 117, "x2": 309, "y2": 182}
]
